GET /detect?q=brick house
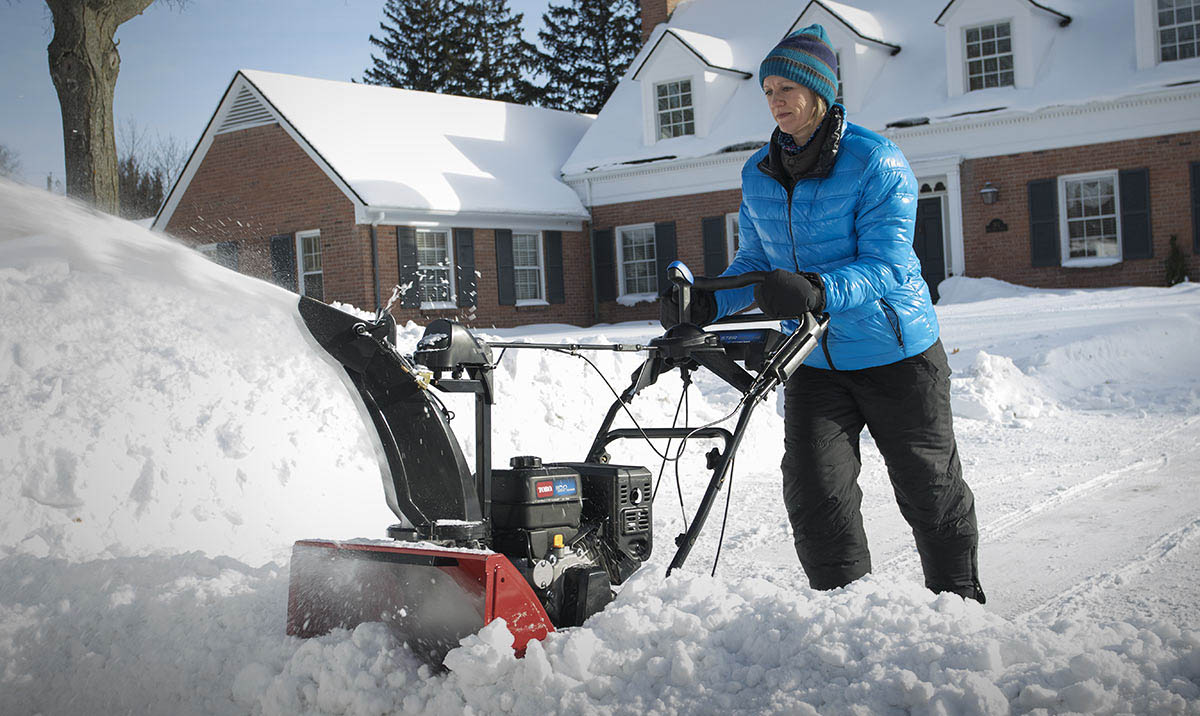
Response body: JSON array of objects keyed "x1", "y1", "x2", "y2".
[
  {"x1": 154, "y1": 70, "x2": 596, "y2": 328},
  {"x1": 159, "y1": 1, "x2": 1200, "y2": 330},
  {"x1": 572, "y1": 0, "x2": 1200, "y2": 324}
]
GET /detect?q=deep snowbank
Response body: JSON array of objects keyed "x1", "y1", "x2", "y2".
[
  {"x1": 2, "y1": 179, "x2": 1198, "y2": 714},
  {"x1": 0, "y1": 180, "x2": 395, "y2": 565}
]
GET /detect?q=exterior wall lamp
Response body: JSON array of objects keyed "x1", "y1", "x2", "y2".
[{"x1": 980, "y1": 182, "x2": 1000, "y2": 204}]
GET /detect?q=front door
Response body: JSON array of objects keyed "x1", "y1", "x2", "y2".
[{"x1": 913, "y1": 197, "x2": 947, "y2": 302}]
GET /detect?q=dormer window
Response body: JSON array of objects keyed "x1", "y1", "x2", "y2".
[
  {"x1": 938, "y1": 0, "x2": 1069, "y2": 97},
  {"x1": 1157, "y1": 0, "x2": 1199, "y2": 62},
  {"x1": 656, "y1": 79, "x2": 695, "y2": 139},
  {"x1": 965, "y1": 22, "x2": 1014, "y2": 90}
]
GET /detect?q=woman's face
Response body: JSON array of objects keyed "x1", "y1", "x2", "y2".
[{"x1": 763, "y1": 75, "x2": 820, "y2": 138}]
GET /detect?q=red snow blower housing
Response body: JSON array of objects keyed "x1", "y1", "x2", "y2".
[{"x1": 286, "y1": 262, "x2": 828, "y2": 663}]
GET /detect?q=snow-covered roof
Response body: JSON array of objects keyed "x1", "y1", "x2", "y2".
[
  {"x1": 562, "y1": 0, "x2": 1200, "y2": 175},
  {"x1": 160, "y1": 70, "x2": 593, "y2": 228}
]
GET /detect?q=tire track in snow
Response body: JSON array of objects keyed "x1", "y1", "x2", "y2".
[
  {"x1": 874, "y1": 414, "x2": 1200, "y2": 607},
  {"x1": 980, "y1": 413, "x2": 1198, "y2": 541},
  {"x1": 1020, "y1": 515, "x2": 1200, "y2": 621}
]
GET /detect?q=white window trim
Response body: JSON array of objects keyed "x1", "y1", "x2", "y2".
[
  {"x1": 296, "y1": 229, "x2": 322, "y2": 299},
  {"x1": 1149, "y1": 0, "x2": 1200, "y2": 65},
  {"x1": 417, "y1": 227, "x2": 457, "y2": 310},
  {"x1": 1135, "y1": 0, "x2": 1158, "y2": 69},
  {"x1": 615, "y1": 222, "x2": 659, "y2": 301},
  {"x1": 1057, "y1": 169, "x2": 1123, "y2": 269},
  {"x1": 652, "y1": 76, "x2": 698, "y2": 142},
  {"x1": 724, "y1": 212, "x2": 739, "y2": 266},
  {"x1": 962, "y1": 19, "x2": 1016, "y2": 93},
  {"x1": 512, "y1": 230, "x2": 549, "y2": 307}
]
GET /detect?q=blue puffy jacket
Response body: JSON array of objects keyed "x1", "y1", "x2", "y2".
[{"x1": 716, "y1": 108, "x2": 939, "y2": 371}]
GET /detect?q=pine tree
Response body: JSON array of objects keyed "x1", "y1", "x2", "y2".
[
  {"x1": 363, "y1": 0, "x2": 469, "y2": 93},
  {"x1": 537, "y1": 0, "x2": 641, "y2": 113},
  {"x1": 457, "y1": 0, "x2": 541, "y2": 104},
  {"x1": 117, "y1": 156, "x2": 164, "y2": 220}
]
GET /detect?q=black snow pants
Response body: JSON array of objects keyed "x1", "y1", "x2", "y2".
[{"x1": 781, "y1": 339, "x2": 985, "y2": 602}]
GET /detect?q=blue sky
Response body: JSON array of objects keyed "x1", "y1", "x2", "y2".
[{"x1": 1, "y1": 0, "x2": 554, "y2": 187}]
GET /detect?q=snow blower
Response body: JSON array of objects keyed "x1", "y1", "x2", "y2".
[{"x1": 286, "y1": 262, "x2": 828, "y2": 663}]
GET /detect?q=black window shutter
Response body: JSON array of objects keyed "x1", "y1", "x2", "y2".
[
  {"x1": 216, "y1": 241, "x2": 239, "y2": 271},
  {"x1": 592, "y1": 229, "x2": 616, "y2": 303},
  {"x1": 1119, "y1": 168, "x2": 1152, "y2": 260},
  {"x1": 1192, "y1": 162, "x2": 1200, "y2": 253},
  {"x1": 396, "y1": 226, "x2": 420, "y2": 308},
  {"x1": 654, "y1": 221, "x2": 677, "y2": 292},
  {"x1": 1027, "y1": 179, "x2": 1060, "y2": 267},
  {"x1": 545, "y1": 231, "x2": 565, "y2": 304},
  {"x1": 495, "y1": 229, "x2": 515, "y2": 306},
  {"x1": 454, "y1": 228, "x2": 476, "y2": 308},
  {"x1": 270, "y1": 234, "x2": 296, "y2": 291},
  {"x1": 701, "y1": 216, "x2": 727, "y2": 276}
]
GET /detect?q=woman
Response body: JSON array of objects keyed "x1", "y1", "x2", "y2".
[{"x1": 666, "y1": 24, "x2": 984, "y2": 602}]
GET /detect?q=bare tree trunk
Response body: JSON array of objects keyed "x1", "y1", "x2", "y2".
[{"x1": 45, "y1": 0, "x2": 154, "y2": 213}]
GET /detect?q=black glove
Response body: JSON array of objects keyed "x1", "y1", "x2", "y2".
[
  {"x1": 753, "y1": 269, "x2": 825, "y2": 318},
  {"x1": 659, "y1": 286, "x2": 717, "y2": 329}
]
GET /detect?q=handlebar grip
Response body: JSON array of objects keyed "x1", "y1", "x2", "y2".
[{"x1": 692, "y1": 271, "x2": 768, "y2": 291}]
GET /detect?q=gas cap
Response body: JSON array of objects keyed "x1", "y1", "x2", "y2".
[
  {"x1": 510, "y1": 455, "x2": 543, "y2": 469},
  {"x1": 532, "y1": 559, "x2": 554, "y2": 589}
]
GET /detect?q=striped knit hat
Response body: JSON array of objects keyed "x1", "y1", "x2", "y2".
[{"x1": 759, "y1": 24, "x2": 839, "y2": 109}]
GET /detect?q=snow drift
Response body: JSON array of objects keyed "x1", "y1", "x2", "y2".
[{"x1": 1, "y1": 178, "x2": 1198, "y2": 714}]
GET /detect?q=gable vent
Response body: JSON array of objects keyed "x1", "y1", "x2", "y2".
[{"x1": 216, "y1": 86, "x2": 276, "y2": 134}]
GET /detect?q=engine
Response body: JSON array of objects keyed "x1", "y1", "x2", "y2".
[{"x1": 490, "y1": 456, "x2": 653, "y2": 627}]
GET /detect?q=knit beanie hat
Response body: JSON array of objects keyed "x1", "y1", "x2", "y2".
[{"x1": 759, "y1": 24, "x2": 839, "y2": 109}]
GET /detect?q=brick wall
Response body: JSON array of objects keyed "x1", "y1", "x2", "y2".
[
  {"x1": 367, "y1": 225, "x2": 595, "y2": 329},
  {"x1": 961, "y1": 130, "x2": 1200, "y2": 287},
  {"x1": 164, "y1": 123, "x2": 369, "y2": 305},
  {"x1": 590, "y1": 187, "x2": 743, "y2": 324},
  {"x1": 639, "y1": 0, "x2": 682, "y2": 44},
  {"x1": 166, "y1": 122, "x2": 597, "y2": 329}
]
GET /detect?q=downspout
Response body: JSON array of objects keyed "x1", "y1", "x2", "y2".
[
  {"x1": 369, "y1": 211, "x2": 381, "y2": 314},
  {"x1": 584, "y1": 177, "x2": 599, "y2": 323}
]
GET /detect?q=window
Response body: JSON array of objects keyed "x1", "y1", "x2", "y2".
[
  {"x1": 1059, "y1": 172, "x2": 1122, "y2": 264},
  {"x1": 416, "y1": 228, "x2": 455, "y2": 307},
  {"x1": 617, "y1": 224, "x2": 657, "y2": 297},
  {"x1": 655, "y1": 79, "x2": 695, "y2": 139},
  {"x1": 725, "y1": 213, "x2": 739, "y2": 264},
  {"x1": 296, "y1": 230, "x2": 323, "y2": 300},
  {"x1": 512, "y1": 231, "x2": 546, "y2": 304},
  {"x1": 965, "y1": 22, "x2": 1014, "y2": 91},
  {"x1": 198, "y1": 241, "x2": 238, "y2": 271},
  {"x1": 1158, "y1": 0, "x2": 1199, "y2": 61}
]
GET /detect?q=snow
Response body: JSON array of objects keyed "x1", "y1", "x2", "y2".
[
  {"x1": 562, "y1": 0, "x2": 1200, "y2": 174},
  {"x1": 238, "y1": 70, "x2": 593, "y2": 219},
  {"x1": 662, "y1": 29, "x2": 745, "y2": 73},
  {"x1": 2, "y1": 177, "x2": 1200, "y2": 714}
]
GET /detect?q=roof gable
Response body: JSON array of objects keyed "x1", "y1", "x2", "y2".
[
  {"x1": 791, "y1": 0, "x2": 900, "y2": 55},
  {"x1": 631, "y1": 28, "x2": 753, "y2": 80},
  {"x1": 935, "y1": 0, "x2": 1071, "y2": 27}
]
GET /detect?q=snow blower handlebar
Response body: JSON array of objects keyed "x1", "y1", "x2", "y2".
[{"x1": 579, "y1": 262, "x2": 829, "y2": 575}]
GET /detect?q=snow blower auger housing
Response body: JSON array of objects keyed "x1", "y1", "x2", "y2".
[{"x1": 287, "y1": 262, "x2": 828, "y2": 663}]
